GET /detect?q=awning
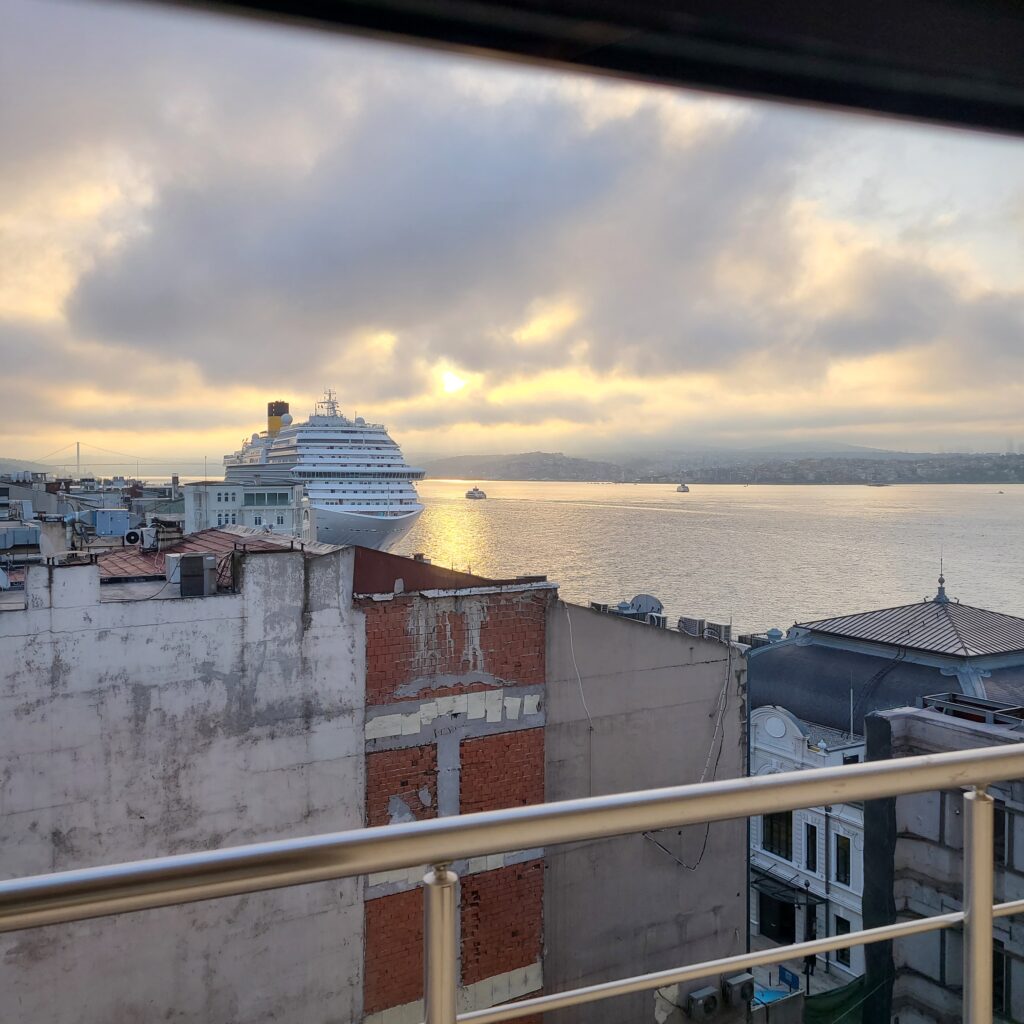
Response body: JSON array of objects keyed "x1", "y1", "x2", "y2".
[{"x1": 751, "y1": 869, "x2": 826, "y2": 906}]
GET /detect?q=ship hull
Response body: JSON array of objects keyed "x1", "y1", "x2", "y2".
[{"x1": 309, "y1": 504, "x2": 421, "y2": 551}]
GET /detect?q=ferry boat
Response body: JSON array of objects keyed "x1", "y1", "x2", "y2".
[
  {"x1": 224, "y1": 392, "x2": 424, "y2": 550},
  {"x1": 465, "y1": 487, "x2": 487, "y2": 500},
  {"x1": 676, "y1": 483, "x2": 690, "y2": 493}
]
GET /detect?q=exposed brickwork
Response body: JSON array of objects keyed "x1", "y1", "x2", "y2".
[
  {"x1": 461, "y1": 861, "x2": 544, "y2": 986},
  {"x1": 360, "y1": 592, "x2": 549, "y2": 706},
  {"x1": 364, "y1": 888, "x2": 424, "y2": 1014},
  {"x1": 460, "y1": 730, "x2": 545, "y2": 815},
  {"x1": 361, "y1": 585, "x2": 549, "y2": 1019},
  {"x1": 366, "y1": 746, "x2": 438, "y2": 828},
  {"x1": 478, "y1": 596, "x2": 547, "y2": 687}
]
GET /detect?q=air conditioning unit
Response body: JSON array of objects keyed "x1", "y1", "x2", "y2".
[
  {"x1": 139, "y1": 527, "x2": 158, "y2": 550},
  {"x1": 704, "y1": 622, "x2": 732, "y2": 643},
  {"x1": 165, "y1": 553, "x2": 182, "y2": 584},
  {"x1": 685, "y1": 986, "x2": 720, "y2": 1019},
  {"x1": 647, "y1": 613, "x2": 668, "y2": 628},
  {"x1": 678, "y1": 616, "x2": 706, "y2": 637},
  {"x1": 179, "y1": 553, "x2": 218, "y2": 597},
  {"x1": 124, "y1": 529, "x2": 142, "y2": 546},
  {"x1": 722, "y1": 973, "x2": 755, "y2": 1006}
]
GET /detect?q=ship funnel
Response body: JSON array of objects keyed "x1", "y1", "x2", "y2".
[{"x1": 267, "y1": 400, "x2": 289, "y2": 436}]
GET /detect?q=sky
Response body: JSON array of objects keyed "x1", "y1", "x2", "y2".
[{"x1": 4, "y1": 0, "x2": 1024, "y2": 473}]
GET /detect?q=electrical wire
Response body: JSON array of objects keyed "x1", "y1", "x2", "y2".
[
  {"x1": 565, "y1": 602, "x2": 593, "y2": 728},
  {"x1": 644, "y1": 635, "x2": 735, "y2": 871}
]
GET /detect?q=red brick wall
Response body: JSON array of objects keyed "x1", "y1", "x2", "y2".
[
  {"x1": 360, "y1": 592, "x2": 548, "y2": 706},
  {"x1": 362, "y1": 587, "x2": 549, "y2": 1019},
  {"x1": 460, "y1": 730, "x2": 545, "y2": 816},
  {"x1": 366, "y1": 747, "x2": 438, "y2": 828},
  {"x1": 364, "y1": 888, "x2": 424, "y2": 1014},
  {"x1": 461, "y1": 861, "x2": 544, "y2": 986}
]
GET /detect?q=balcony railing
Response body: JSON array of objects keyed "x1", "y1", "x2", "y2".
[{"x1": 2, "y1": 744, "x2": 1023, "y2": 1023}]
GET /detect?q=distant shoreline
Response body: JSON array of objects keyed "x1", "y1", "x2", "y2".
[{"x1": 425, "y1": 478, "x2": 1020, "y2": 486}]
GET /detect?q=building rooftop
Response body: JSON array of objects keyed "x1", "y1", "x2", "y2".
[
  {"x1": 798, "y1": 596, "x2": 1024, "y2": 659},
  {"x1": 351, "y1": 546, "x2": 548, "y2": 596},
  {"x1": 800, "y1": 717, "x2": 863, "y2": 749},
  {"x1": 96, "y1": 526, "x2": 336, "y2": 579}
]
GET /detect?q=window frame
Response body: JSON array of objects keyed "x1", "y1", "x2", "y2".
[
  {"x1": 835, "y1": 833, "x2": 851, "y2": 886},
  {"x1": 805, "y1": 822, "x2": 818, "y2": 873},
  {"x1": 762, "y1": 811, "x2": 793, "y2": 861},
  {"x1": 835, "y1": 915, "x2": 851, "y2": 966}
]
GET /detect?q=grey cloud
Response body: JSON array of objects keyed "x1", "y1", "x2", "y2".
[{"x1": 7, "y1": 0, "x2": 1024, "y2": 451}]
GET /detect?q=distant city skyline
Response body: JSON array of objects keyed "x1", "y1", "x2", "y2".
[{"x1": 5, "y1": 0, "x2": 1024, "y2": 463}]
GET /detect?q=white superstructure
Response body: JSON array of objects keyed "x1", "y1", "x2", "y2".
[{"x1": 223, "y1": 391, "x2": 424, "y2": 550}]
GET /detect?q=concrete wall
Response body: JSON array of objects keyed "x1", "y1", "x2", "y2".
[
  {"x1": 865, "y1": 708, "x2": 1024, "y2": 1024},
  {"x1": 545, "y1": 602, "x2": 748, "y2": 1024},
  {"x1": 0, "y1": 550, "x2": 366, "y2": 1023}
]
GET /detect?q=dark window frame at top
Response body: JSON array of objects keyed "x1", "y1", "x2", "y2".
[
  {"x1": 994, "y1": 938, "x2": 1011, "y2": 1019},
  {"x1": 835, "y1": 915, "x2": 852, "y2": 966},
  {"x1": 762, "y1": 811, "x2": 793, "y2": 861},
  {"x1": 835, "y1": 833, "x2": 851, "y2": 886},
  {"x1": 995, "y1": 803, "x2": 1010, "y2": 868}
]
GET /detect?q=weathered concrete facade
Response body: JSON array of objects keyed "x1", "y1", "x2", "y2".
[
  {"x1": 544, "y1": 602, "x2": 748, "y2": 1024},
  {"x1": 864, "y1": 704, "x2": 1024, "y2": 1024},
  {"x1": 0, "y1": 551, "x2": 366, "y2": 1023}
]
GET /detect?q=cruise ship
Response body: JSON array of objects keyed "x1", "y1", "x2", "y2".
[{"x1": 223, "y1": 392, "x2": 424, "y2": 550}]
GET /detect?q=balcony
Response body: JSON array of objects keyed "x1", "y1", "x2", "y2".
[{"x1": 1, "y1": 743, "x2": 1020, "y2": 1023}]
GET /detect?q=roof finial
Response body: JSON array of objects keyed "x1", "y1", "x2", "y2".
[{"x1": 935, "y1": 553, "x2": 949, "y2": 603}]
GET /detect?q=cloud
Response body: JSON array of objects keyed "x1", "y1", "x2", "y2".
[{"x1": 4, "y1": 0, "x2": 1024, "y2": 459}]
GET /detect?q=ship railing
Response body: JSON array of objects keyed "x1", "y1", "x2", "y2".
[{"x1": 0, "y1": 744, "x2": 1020, "y2": 1024}]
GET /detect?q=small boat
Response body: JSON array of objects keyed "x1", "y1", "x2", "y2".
[
  {"x1": 465, "y1": 487, "x2": 487, "y2": 500},
  {"x1": 676, "y1": 483, "x2": 690, "y2": 493}
]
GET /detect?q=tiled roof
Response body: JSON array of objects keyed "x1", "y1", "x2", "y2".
[
  {"x1": 96, "y1": 527, "x2": 328, "y2": 579},
  {"x1": 799, "y1": 600, "x2": 1024, "y2": 658}
]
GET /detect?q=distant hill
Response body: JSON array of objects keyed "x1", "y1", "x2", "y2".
[
  {"x1": 0, "y1": 457, "x2": 48, "y2": 477},
  {"x1": 423, "y1": 451, "x2": 629, "y2": 482}
]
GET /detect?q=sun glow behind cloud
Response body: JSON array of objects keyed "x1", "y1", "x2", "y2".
[{"x1": 3, "y1": 0, "x2": 1024, "y2": 467}]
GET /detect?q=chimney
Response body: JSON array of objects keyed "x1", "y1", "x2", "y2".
[{"x1": 267, "y1": 400, "x2": 290, "y2": 437}]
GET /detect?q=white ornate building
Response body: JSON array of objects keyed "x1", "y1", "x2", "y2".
[{"x1": 749, "y1": 705, "x2": 865, "y2": 979}]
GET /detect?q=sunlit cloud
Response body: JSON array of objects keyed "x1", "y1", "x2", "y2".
[{"x1": 3, "y1": 0, "x2": 1024, "y2": 468}]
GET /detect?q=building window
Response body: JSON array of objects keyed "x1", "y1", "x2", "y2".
[
  {"x1": 276, "y1": 514, "x2": 284, "y2": 526},
  {"x1": 836, "y1": 834, "x2": 851, "y2": 885},
  {"x1": 835, "y1": 916, "x2": 851, "y2": 966},
  {"x1": 232, "y1": 492, "x2": 237, "y2": 502},
  {"x1": 762, "y1": 811, "x2": 792, "y2": 861},
  {"x1": 995, "y1": 804, "x2": 1008, "y2": 867},
  {"x1": 994, "y1": 940, "x2": 1010, "y2": 1018},
  {"x1": 254, "y1": 515, "x2": 262, "y2": 526},
  {"x1": 217, "y1": 492, "x2": 222, "y2": 502},
  {"x1": 806, "y1": 823, "x2": 818, "y2": 872},
  {"x1": 230, "y1": 513, "x2": 236, "y2": 524},
  {"x1": 217, "y1": 513, "x2": 223, "y2": 526}
]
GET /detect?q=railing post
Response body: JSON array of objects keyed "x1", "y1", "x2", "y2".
[
  {"x1": 964, "y1": 787, "x2": 994, "y2": 1024},
  {"x1": 424, "y1": 864, "x2": 459, "y2": 1024}
]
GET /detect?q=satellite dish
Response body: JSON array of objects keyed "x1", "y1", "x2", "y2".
[{"x1": 629, "y1": 594, "x2": 663, "y2": 617}]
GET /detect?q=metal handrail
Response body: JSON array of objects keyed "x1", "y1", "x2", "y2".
[{"x1": 1, "y1": 744, "x2": 1022, "y2": 1023}]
